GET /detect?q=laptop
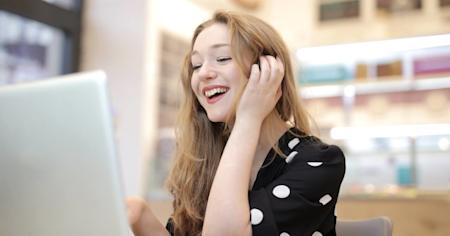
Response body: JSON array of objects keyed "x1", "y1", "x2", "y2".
[{"x1": 0, "y1": 71, "x2": 132, "y2": 236}]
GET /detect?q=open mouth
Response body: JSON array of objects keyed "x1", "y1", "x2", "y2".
[{"x1": 203, "y1": 87, "x2": 229, "y2": 104}]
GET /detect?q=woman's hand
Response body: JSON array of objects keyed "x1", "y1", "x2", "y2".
[
  {"x1": 236, "y1": 55, "x2": 284, "y2": 124},
  {"x1": 126, "y1": 196, "x2": 170, "y2": 236}
]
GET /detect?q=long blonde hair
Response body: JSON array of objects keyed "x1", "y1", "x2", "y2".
[{"x1": 165, "y1": 10, "x2": 311, "y2": 236}]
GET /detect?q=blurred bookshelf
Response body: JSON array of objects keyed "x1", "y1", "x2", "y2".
[
  {"x1": 297, "y1": 33, "x2": 450, "y2": 199},
  {"x1": 301, "y1": 76, "x2": 450, "y2": 98}
]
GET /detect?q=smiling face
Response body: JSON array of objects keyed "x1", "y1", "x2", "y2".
[{"x1": 190, "y1": 23, "x2": 247, "y2": 123}]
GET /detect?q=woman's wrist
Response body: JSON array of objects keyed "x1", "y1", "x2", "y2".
[{"x1": 235, "y1": 114, "x2": 264, "y2": 130}]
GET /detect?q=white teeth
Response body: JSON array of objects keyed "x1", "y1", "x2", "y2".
[{"x1": 204, "y1": 88, "x2": 228, "y2": 98}]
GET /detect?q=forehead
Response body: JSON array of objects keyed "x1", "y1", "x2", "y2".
[{"x1": 192, "y1": 23, "x2": 230, "y2": 52}]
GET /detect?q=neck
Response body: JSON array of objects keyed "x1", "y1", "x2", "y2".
[
  {"x1": 249, "y1": 112, "x2": 289, "y2": 189},
  {"x1": 224, "y1": 111, "x2": 289, "y2": 151}
]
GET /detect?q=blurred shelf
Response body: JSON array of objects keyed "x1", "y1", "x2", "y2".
[
  {"x1": 346, "y1": 149, "x2": 449, "y2": 157},
  {"x1": 345, "y1": 151, "x2": 409, "y2": 157},
  {"x1": 300, "y1": 76, "x2": 450, "y2": 99},
  {"x1": 341, "y1": 188, "x2": 450, "y2": 201},
  {"x1": 331, "y1": 124, "x2": 450, "y2": 139}
]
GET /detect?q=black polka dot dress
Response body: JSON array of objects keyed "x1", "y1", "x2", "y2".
[
  {"x1": 165, "y1": 128, "x2": 346, "y2": 236},
  {"x1": 248, "y1": 128, "x2": 346, "y2": 236}
]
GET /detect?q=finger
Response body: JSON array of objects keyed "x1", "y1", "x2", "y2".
[
  {"x1": 276, "y1": 86, "x2": 282, "y2": 101},
  {"x1": 248, "y1": 64, "x2": 260, "y2": 84},
  {"x1": 266, "y1": 55, "x2": 278, "y2": 82},
  {"x1": 259, "y1": 56, "x2": 270, "y2": 82},
  {"x1": 276, "y1": 56, "x2": 285, "y2": 79}
]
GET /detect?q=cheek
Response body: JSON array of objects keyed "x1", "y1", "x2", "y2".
[
  {"x1": 190, "y1": 76, "x2": 199, "y2": 96},
  {"x1": 190, "y1": 75, "x2": 195, "y2": 90},
  {"x1": 229, "y1": 65, "x2": 247, "y2": 85},
  {"x1": 233, "y1": 72, "x2": 247, "y2": 89}
]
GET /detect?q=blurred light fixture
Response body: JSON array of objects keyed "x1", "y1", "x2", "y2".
[
  {"x1": 438, "y1": 137, "x2": 449, "y2": 151},
  {"x1": 343, "y1": 85, "x2": 355, "y2": 98},
  {"x1": 296, "y1": 34, "x2": 450, "y2": 65}
]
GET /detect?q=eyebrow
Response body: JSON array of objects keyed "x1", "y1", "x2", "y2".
[{"x1": 191, "y1": 43, "x2": 230, "y2": 56}]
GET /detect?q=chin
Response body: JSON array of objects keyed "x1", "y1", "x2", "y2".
[
  {"x1": 207, "y1": 115, "x2": 225, "y2": 123},
  {"x1": 206, "y1": 112, "x2": 227, "y2": 123}
]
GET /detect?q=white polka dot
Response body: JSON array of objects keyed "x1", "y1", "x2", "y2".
[
  {"x1": 312, "y1": 231, "x2": 323, "y2": 236},
  {"x1": 307, "y1": 162, "x2": 323, "y2": 167},
  {"x1": 250, "y1": 208, "x2": 264, "y2": 225},
  {"x1": 288, "y1": 138, "x2": 300, "y2": 149},
  {"x1": 280, "y1": 232, "x2": 290, "y2": 236},
  {"x1": 272, "y1": 185, "x2": 290, "y2": 199},
  {"x1": 285, "y1": 151, "x2": 298, "y2": 163},
  {"x1": 319, "y1": 194, "x2": 332, "y2": 205}
]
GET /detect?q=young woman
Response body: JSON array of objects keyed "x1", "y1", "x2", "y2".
[{"x1": 127, "y1": 11, "x2": 345, "y2": 236}]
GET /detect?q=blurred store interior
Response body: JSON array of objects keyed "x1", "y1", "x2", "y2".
[{"x1": 1, "y1": 0, "x2": 450, "y2": 235}]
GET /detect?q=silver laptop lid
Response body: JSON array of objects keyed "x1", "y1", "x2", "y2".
[{"x1": 0, "y1": 71, "x2": 131, "y2": 236}]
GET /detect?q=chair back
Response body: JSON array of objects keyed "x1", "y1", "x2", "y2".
[{"x1": 336, "y1": 217, "x2": 393, "y2": 236}]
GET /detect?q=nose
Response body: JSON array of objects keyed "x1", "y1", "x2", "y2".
[{"x1": 198, "y1": 62, "x2": 217, "y2": 80}]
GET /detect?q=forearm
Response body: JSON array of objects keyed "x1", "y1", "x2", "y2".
[{"x1": 202, "y1": 118, "x2": 262, "y2": 236}]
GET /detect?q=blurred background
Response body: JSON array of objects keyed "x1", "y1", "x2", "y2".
[{"x1": 1, "y1": 0, "x2": 449, "y2": 235}]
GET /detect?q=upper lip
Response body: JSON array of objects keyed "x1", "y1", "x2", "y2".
[{"x1": 202, "y1": 85, "x2": 229, "y2": 97}]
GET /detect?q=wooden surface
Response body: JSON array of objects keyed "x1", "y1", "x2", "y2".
[{"x1": 148, "y1": 197, "x2": 450, "y2": 236}]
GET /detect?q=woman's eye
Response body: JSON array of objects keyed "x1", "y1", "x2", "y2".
[
  {"x1": 192, "y1": 64, "x2": 202, "y2": 70},
  {"x1": 217, "y1": 57, "x2": 231, "y2": 63}
]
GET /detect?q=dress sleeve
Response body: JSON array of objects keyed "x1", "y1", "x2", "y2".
[
  {"x1": 165, "y1": 218, "x2": 174, "y2": 236},
  {"x1": 248, "y1": 140, "x2": 346, "y2": 236}
]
